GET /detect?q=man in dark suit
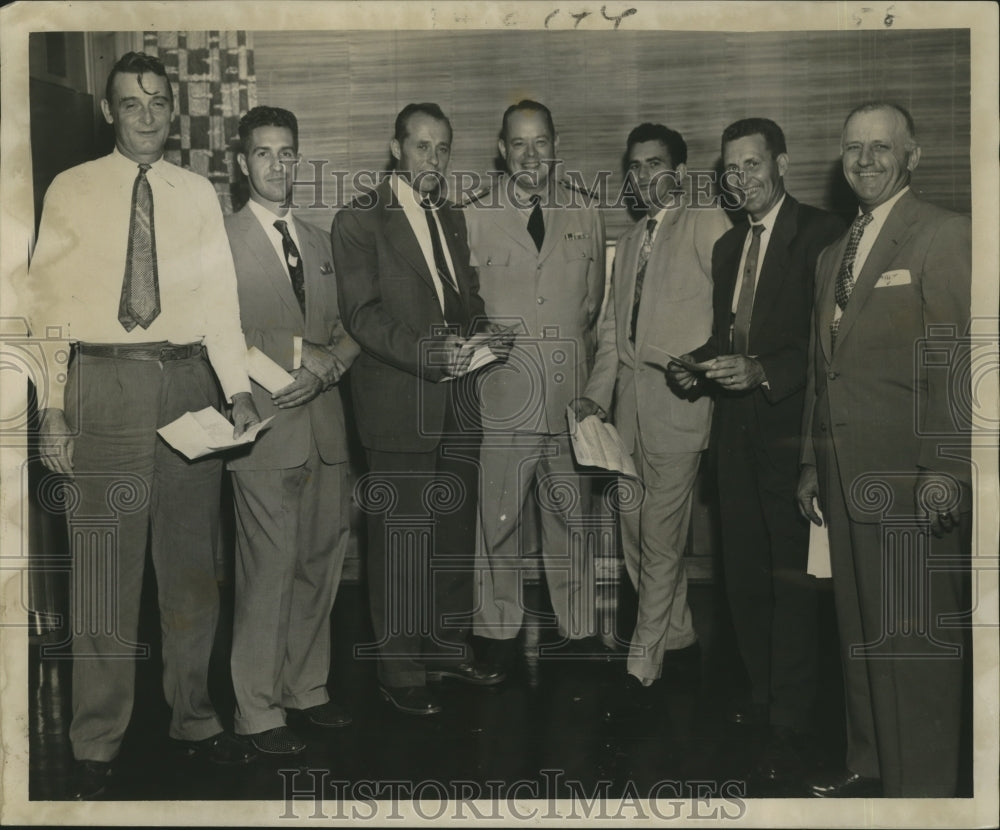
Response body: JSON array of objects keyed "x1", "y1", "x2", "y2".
[
  {"x1": 673, "y1": 118, "x2": 843, "y2": 783},
  {"x1": 225, "y1": 107, "x2": 360, "y2": 755},
  {"x1": 331, "y1": 103, "x2": 507, "y2": 715},
  {"x1": 797, "y1": 102, "x2": 971, "y2": 798}
]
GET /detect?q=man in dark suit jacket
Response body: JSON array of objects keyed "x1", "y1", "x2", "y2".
[
  {"x1": 332, "y1": 103, "x2": 507, "y2": 716},
  {"x1": 225, "y1": 107, "x2": 360, "y2": 755},
  {"x1": 797, "y1": 102, "x2": 971, "y2": 798},
  {"x1": 675, "y1": 118, "x2": 843, "y2": 783}
]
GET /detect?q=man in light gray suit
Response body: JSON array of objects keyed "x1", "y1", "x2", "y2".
[
  {"x1": 575, "y1": 123, "x2": 730, "y2": 708},
  {"x1": 225, "y1": 106, "x2": 359, "y2": 755}
]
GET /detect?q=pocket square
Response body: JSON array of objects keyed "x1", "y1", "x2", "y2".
[
  {"x1": 564, "y1": 231, "x2": 590, "y2": 240},
  {"x1": 320, "y1": 262, "x2": 334, "y2": 275},
  {"x1": 875, "y1": 269, "x2": 911, "y2": 287}
]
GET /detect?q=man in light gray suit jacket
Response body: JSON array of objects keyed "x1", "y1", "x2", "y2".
[
  {"x1": 225, "y1": 107, "x2": 359, "y2": 755},
  {"x1": 576, "y1": 123, "x2": 730, "y2": 707}
]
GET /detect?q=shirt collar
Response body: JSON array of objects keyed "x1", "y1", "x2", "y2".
[
  {"x1": 246, "y1": 196, "x2": 293, "y2": 231},
  {"x1": 750, "y1": 193, "x2": 786, "y2": 233},
  {"x1": 861, "y1": 186, "x2": 909, "y2": 226}
]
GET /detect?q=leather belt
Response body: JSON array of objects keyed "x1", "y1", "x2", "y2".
[{"x1": 76, "y1": 342, "x2": 205, "y2": 361}]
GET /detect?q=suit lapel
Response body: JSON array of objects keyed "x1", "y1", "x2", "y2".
[
  {"x1": 293, "y1": 216, "x2": 325, "y2": 327},
  {"x1": 615, "y1": 221, "x2": 643, "y2": 337},
  {"x1": 749, "y1": 197, "x2": 798, "y2": 344},
  {"x1": 817, "y1": 233, "x2": 846, "y2": 362},
  {"x1": 380, "y1": 181, "x2": 438, "y2": 294},
  {"x1": 834, "y1": 192, "x2": 917, "y2": 351},
  {"x1": 239, "y1": 206, "x2": 302, "y2": 321}
]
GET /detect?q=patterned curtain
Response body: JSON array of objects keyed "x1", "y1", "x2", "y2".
[{"x1": 142, "y1": 31, "x2": 257, "y2": 214}]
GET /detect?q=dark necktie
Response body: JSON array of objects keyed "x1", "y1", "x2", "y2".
[
  {"x1": 421, "y1": 201, "x2": 468, "y2": 330},
  {"x1": 274, "y1": 219, "x2": 306, "y2": 317},
  {"x1": 731, "y1": 224, "x2": 765, "y2": 354},
  {"x1": 527, "y1": 195, "x2": 545, "y2": 251},
  {"x1": 830, "y1": 211, "x2": 874, "y2": 350},
  {"x1": 118, "y1": 163, "x2": 160, "y2": 331},
  {"x1": 628, "y1": 217, "x2": 658, "y2": 344}
]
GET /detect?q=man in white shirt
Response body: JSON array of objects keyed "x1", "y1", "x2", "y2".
[
  {"x1": 673, "y1": 118, "x2": 844, "y2": 788},
  {"x1": 796, "y1": 102, "x2": 971, "y2": 798},
  {"x1": 224, "y1": 106, "x2": 360, "y2": 755},
  {"x1": 332, "y1": 103, "x2": 508, "y2": 717},
  {"x1": 23, "y1": 52, "x2": 260, "y2": 799}
]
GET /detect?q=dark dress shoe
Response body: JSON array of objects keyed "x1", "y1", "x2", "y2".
[
  {"x1": 290, "y1": 700, "x2": 353, "y2": 729},
  {"x1": 378, "y1": 684, "x2": 443, "y2": 715},
  {"x1": 69, "y1": 759, "x2": 111, "y2": 800},
  {"x1": 425, "y1": 660, "x2": 506, "y2": 686},
  {"x1": 726, "y1": 701, "x2": 769, "y2": 726},
  {"x1": 176, "y1": 731, "x2": 257, "y2": 765},
  {"x1": 248, "y1": 726, "x2": 306, "y2": 755},
  {"x1": 809, "y1": 770, "x2": 882, "y2": 798},
  {"x1": 750, "y1": 726, "x2": 807, "y2": 784}
]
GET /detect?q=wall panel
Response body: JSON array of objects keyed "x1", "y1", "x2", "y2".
[{"x1": 254, "y1": 28, "x2": 970, "y2": 239}]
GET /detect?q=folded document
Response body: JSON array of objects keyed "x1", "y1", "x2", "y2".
[
  {"x1": 566, "y1": 406, "x2": 639, "y2": 478},
  {"x1": 158, "y1": 407, "x2": 274, "y2": 460}
]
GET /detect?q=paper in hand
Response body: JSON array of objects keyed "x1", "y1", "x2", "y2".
[
  {"x1": 643, "y1": 344, "x2": 713, "y2": 373},
  {"x1": 247, "y1": 346, "x2": 296, "y2": 394},
  {"x1": 157, "y1": 407, "x2": 274, "y2": 460},
  {"x1": 806, "y1": 502, "x2": 831, "y2": 579}
]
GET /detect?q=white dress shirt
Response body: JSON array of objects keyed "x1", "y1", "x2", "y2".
[
  {"x1": 390, "y1": 174, "x2": 458, "y2": 318},
  {"x1": 730, "y1": 194, "x2": 786, "y2": 314},
  {"x1": 832, "y1": 186, "x2": 910, "y2": 326},
  {"x1": 24, "y1": 149, "x2": 251, "y2": 408},
  {"x1": 246, "y1": 197, "x2": 303, "y2": 283}
]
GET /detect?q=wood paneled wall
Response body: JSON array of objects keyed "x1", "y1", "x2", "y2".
[{"x1": 254, "y1": 28, "x2": 970, "y2": 238}]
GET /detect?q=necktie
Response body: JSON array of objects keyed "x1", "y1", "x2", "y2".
[
  {"x1": 628, "y1": 218, "x2": 658, "y2": 344},
  {"x1": 834, "y1": 212, "x2": 874, "y2": 310},
  {"x1": 117, "y1": 163, "x2": 160, "y2": 330},
  {"x1": 830, "y1": 211, "x2": 874, "y2": 351},
  {"x1": 731, "y1": 224, "x2": 765, "y2": 354},
  {"x1": 527, "y1": 195, "x2": 545, "y2": 251},
  {"x1": 421, "y1": 201, "x2": 468, "y2": 330},
  {"x1": 274, "y1": 219, "x2": 306, "y2": 317}
]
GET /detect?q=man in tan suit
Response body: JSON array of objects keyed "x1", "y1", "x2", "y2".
[
  {"x1": 575, "y1": 123, "x2": 730, "y2": 708},
  {"x1": 465, "y1": 100, "x2": 606, "y2": 669},
  {"x1": 226, "y1": 106, "x2": 359, "y2": 754}
]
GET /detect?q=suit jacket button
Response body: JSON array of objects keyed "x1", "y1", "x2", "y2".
[
  {"x1": 827, "y1": 370, "x2": 839, "y2": 380},
  {"x1": 537, "y1": 297, "x2": 545, "y2": 304}
]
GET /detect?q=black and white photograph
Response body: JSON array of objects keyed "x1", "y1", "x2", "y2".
[{"x1": 0, "y1": 1, "x2": 996, "y2": 826}]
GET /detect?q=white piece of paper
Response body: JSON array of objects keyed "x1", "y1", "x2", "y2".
[
  {"x1": 246, "y1": 346, "x2": 296, "y2": 394},
  {"x1": 806, "y1": 501, "x2": 832, "y2": 579},
  {"x1": 157, "y1": 407, "x2": 275, "y2": 460},
  {"x1": 566, "y1": 406, "x2": 639, "y2": 478},
  {"x1": 644, "y1": 343, "x2": 714, "y2": 374}
]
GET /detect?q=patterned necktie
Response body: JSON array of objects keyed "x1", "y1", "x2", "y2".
[
  {"x1": 629, "y1": 217, "x2": 658, "y2": 344},
  {"x1": 731, "y1": 224, "x2": 765, "y2": 354},
  {"x1": 527, "y1": 195, "x2": 545, "y2": 251},
  {"x1": 834, "y1": 212, "x2": 874, "y2": 310},
  {"x1": 421, "y1": 200, "x2": 468, "y2": 330},
  {"x1": 117, "y1": 163, "x2": 160, "y2": 331},
  {"x1": 274, "y1": 219, "x2": 306, "y2": 317}
]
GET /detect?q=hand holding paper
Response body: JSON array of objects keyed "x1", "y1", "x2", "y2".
[{"x1": 158, "y1": 407, "x2": 274, "y2": 460}]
